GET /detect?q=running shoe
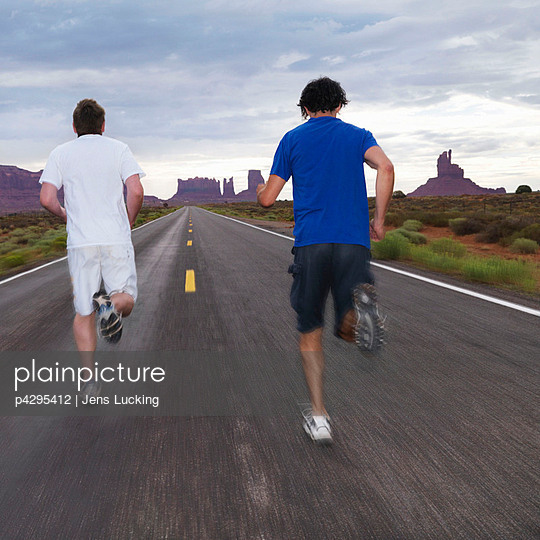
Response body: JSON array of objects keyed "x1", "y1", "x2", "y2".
[
  {"x1": 302, "y1": 407, "x2": 333, "y2": 445},
  {"x1": 92, "y1": 291, "x2": 123, "y2": 344},
  {"x1": 80, "y1": 380, "x2": 102, "y2": 400},
  {"x1": 352, "y1": 283, "x2": 385, "y2": 352}
]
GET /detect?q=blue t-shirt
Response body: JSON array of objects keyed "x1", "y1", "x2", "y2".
[{"x1": 270, "y1": 116, "x2": 377, "y2": 247}]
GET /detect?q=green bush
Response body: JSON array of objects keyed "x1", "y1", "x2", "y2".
[
  {"x1": 511, "y1": 223, "x2": 540, "y2": 244},
  {"x1": 515, "y1": 185, "x2": 532, "y2": 194},
  {"x1": 384, "y1": 213, "x2": 404, "y2": 227},
  {"x1": 1, "y1": 254, "x2": 26, "y2": 268},
  {"x1": 476, "y1": 216, "x2": 533, "y2": 244},
  {"x1": 372, "y1": 233, "x2": 410, "y2": 260},
  {"x1": 0, "y1": 242, "x2": 17, "y2": 255},
  {"x1": 510, "y1": 238, "x2": 539, "y2": 254},
  {"x1": 9, "y1": 228, "x2": 26, "y2": 239},
  {"x1": 462, "y1": 257, "x2": 535, "y2": 290},
  {"x1": 402, "y1": 219, "x2": 423, "y2": 232},
  {"x1": 410, "y1": 247, "x2": 463, "y2": 273},
  {"x1": 50, "y1": 235, "x2": 67, "y2": 251},
  {"x1": 16, "y1": 232, "x2": 41, "y2": 246},
  {"x1": 33, "y1": 240, "x2": 54, "y2": 252},
  {"x1": 392, "y1": 190, "x2": 407, "y2": 199},
  {"x1": 393, "y1": 228, "x2": 427, "y2": 244},
  {"x1": 428, "y1": 238, "x2": 467, "y2": 258},
  {"x1": 422, "y1": 212, "x2": 461, "y2": 227}
]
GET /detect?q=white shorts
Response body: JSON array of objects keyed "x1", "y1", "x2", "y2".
[{"x1": 67, "y1": 244, "x2": 137, "y2": 316}]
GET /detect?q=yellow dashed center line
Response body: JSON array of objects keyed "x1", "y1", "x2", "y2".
[
  {"x1": 189, "y1": 229, "x2": 192, "y2": 233},
  {"x1": 185, "y1": 270, "x2": 196, "y2": 293},
  {"x1": 187, "y1": 240, "x2": 192, "y2": 246}
]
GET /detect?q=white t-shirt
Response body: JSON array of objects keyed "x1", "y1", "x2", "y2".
[{"x1": 40, "y1": 135, "x2": 146, "y2": 248}]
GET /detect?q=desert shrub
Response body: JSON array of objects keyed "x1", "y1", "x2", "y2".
[
  {"x1": 33, "y1": 240, "x2": 54, "y2": 252},
  {"x1": 449, "y1": 217, "x2": 485, "y2": 236},
  {"x1": 1, "y1": 254, "x2": 26, "y2": 268},
  {"x1": 510, "y1": 238, "x2": 538, "y2": 254},
  {"x1": 402, "y1": 219, "x2": 423, "y2": 232},
  {"x1": 372, "y1": 233, "x2": 410, "y2": 260},
  {"x1": 384, "y1": 213, "x2": 404, "y2": 227},
  {"x1": 428, "y1": 238, "x2": 467, "y2": 258},
  {"x1": 393, "y1": 228, "x2": 427, "y2": 244},
  {"x1": 50, "y1": 235, "x2": 67, "y2": 251},
  {"x1": 422, "y1": 212, "x2": 462, "y2": 227},
  {"x1": 476, "y1": 216, "x2": 534, "y2": 244},
  {"x1": 0, "y1": 242, "x2": 17, "y2": 255},
  {"x1": 515, "y1": 185, "x2": 532, "y2": 194},
  {"x1": 476, "y1": 223, "x2": 502, "y2": 244},
  {"x1": 392, "y1": 190, "x2": 407, "y2": 199},
  {"x1": 9, "y1": 228, "x2": 26, "y2": 239},
  {"x1": 15, "y1": 232, "x2": 41, "y2": 246},
  {"x1": 462, "y1": 257, "x2": 535, "y2": 290},
  {"x1": 511, "y1": 223, "x2": 540, "y2": 244}
]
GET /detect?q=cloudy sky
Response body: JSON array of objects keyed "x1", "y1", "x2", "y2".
[{"x1": 1, "y1": 0, "x2": 539, "y2": 199}]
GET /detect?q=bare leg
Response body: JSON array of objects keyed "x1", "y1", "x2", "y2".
[
  {"x1": 73, "y1": 314, "x2": 96, "y2": 370},
  {"x1": 110, "y1": 292, "x2": 134, "y2": 317},
  {"x1": 299, "y1": 328, "x2": 328, "y2": 416}
]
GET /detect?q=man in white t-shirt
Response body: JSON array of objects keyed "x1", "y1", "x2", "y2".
[{"x1": 40, "y1": 99, "x2": 145, "y2": 382}]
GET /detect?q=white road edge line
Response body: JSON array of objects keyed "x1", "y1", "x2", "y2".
[
  {"x1": 0, "y1": 208, "x2": 181, "y2": 286},
  {"x1": 204, "y1": 209, "x2": 540, "y2": 318}
]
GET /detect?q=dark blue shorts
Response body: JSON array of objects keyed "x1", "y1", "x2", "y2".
[{"x1": 288, "y1": 243, "x2": 374, "y2": 334}]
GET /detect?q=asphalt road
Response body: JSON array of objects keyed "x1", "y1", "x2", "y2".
[{"x1": 0, "y1": 207, "x2": 538, "y2": 539}]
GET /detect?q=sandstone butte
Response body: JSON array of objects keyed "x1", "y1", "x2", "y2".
[
  {"x1": 0, "y1": 166, "x2": 262, "y2": 214},
  {"x1": 408, "y1": 150, "x2": 506, "y2": 197}
]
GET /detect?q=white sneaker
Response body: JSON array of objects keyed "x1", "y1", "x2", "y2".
[
  {"x1": 302, "y1": 409, "x2": 333, "y2": 445},
  {"x1": 80, "y1": 380, "x2": 102, "y2": 400}
]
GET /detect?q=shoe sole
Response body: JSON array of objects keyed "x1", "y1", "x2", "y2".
[
  {"x1": 93, "y1": 291, "x2": 110, "y2": 311},
  {"x1": 100, "y1": 312, "x2": 123, "y2": 343},
  {"x1": 353, "y1": 284, "x2": 385, "y2": 353}
]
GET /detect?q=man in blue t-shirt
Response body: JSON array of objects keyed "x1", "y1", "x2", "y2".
[{"x1": 257, "y1": 77, "x2": 394, "y2": 444}]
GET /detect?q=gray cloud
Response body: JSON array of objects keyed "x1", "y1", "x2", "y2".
[{"x1": 0, "y1": 0, "x2": 539, "y2": 196}]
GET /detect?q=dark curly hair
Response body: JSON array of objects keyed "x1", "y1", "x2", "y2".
[
  {"x1": 297, "y1": 77, "x2": 349, "y2": 119},
  {"x1": 73, "y1": 98, "x2": 105, "y2": 136}
]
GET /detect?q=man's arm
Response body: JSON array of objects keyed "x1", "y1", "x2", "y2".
[
  {"x1": 40, "y1": 182, "x2": 67, "y2": 222},
  {"x1": 364, "y1": 145, "x2": 394, "y2": 241},
  {"x1": 256, "y1": 174, "x2": 286, "y2": 208},
  {"x1": 125, "y1": 174, "x2": 144, "y2": 227}
]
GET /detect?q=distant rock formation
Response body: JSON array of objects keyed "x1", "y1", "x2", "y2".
[
  {"x1": 235, "y1": 170, "x2": 264, "y2": 201},
  {"x1": 408, "y1": 150, "x2": 506, "y2": 197},
  {"x1": 170, "y1": 177, "x2": 222, "y2": 202},
  {"x1": 1, "y1": 164, "x2": 265, "y2": 213},
  {"x1": 167, "y1": 170, "x2": 262, "y2": 204},
  {"x1": 0, "y1": 165, "x2": 45, "y2": 213},
  {"x1": 0, "y1": 164, "x2": 161, "y2": 214},
  {"x1": 141, "y1": 195, "x2": 164, "y2": 206},
  {"x1": 222, "y1": 177, "x2": 235, "y2": 199}
]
